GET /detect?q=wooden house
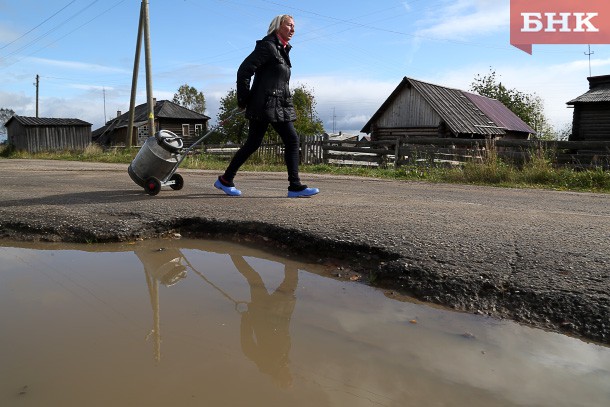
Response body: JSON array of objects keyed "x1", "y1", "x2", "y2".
[
  {"x1": 93, "y1": 99, "x2": 210, "y2": 147},
  {"x1": 361, "y1": 77, "x2": 535, "y2": 141},
  {"x1": 567, "y1": 75, "x2": 610, "y2": 141},
  {"x1": 5, "y1": 115, "x2": 92, "y2": 153}
]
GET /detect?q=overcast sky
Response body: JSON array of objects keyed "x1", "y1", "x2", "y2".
[{"x1": 1, "y1": 0, "x2": 609, "y2": 137}]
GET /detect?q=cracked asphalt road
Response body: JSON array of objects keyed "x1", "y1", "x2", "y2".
[{"x1": 0, "y1": 159, "x2": 608, "y2": 343}]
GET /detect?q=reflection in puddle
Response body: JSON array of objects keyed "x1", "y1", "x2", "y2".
[
  {"x1": 231, "y1": 255, "x2": 297, "y2": 389},
  {"x1": 0, "y1": 239, "x2": 609, "y2": 407},
  {"x1": 138, "y1": 244, "x2": 297, "y2": 388}
]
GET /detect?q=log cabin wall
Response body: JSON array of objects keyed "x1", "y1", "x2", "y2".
[{"x1": 571, "y1": 102, "x2": 610, "y2": 141}]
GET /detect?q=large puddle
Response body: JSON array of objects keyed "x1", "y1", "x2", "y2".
[{"x1": 1, "y1": 238, "x2": 609, "y2": 407}]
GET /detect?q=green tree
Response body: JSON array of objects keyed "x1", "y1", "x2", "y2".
[
  {"x1": 212, "y1": 89, "x2": 248, "y2": 144},
  {"x1": 470, "y1": 69, "x2": 553, "y2": 139},
  {"x1": 0, "y1": 108, "x2": 15, "y2": 139},
  {"x1": 264, "y1": 84, "x2": 325, "y2": 143},
  {"x1": 292, "y1": 85, "x2": 324, "y2": 137},
  {"x1": 172, "y1": 84, "x2": 206, "y2": 114}
]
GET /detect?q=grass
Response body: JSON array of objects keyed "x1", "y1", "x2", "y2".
[
  {"x1": 1, "y1": 143, "x2": 609, "y2": 193},
  {"x1": 0, "y1": 143, "x2": 136, "y2": 163}
]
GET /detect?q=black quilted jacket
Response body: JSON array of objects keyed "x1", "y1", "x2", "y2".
[{"x1": 236, "y1": 34, "x2": 297, "y2": 122}]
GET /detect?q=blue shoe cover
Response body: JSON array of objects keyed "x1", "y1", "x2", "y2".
[
  {"x1": 287, "y1": 187, "x2": 319, "y2": 198},
  {"x1": 214, "y1": 179, "x2": 242, "y2": 196}
]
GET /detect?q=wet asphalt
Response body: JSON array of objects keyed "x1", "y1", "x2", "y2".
[{"x1": 0, "y1": 159, "x2": 608, "y2": 343}]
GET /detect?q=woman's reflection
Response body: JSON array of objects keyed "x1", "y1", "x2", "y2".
[
  {"x1": 136, "y1": 244, "x2": 299, "y2": 387},
  {"x1": 231, "y1": 255, "x2": 298, "y2": 389}
]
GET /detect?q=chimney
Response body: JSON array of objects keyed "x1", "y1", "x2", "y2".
[
  {"x1": 117, "y1": 110, "x2": 121, "y2": 117},
  {"x1": 153, "y1": 98, "x2": 157, "y2": 105},
  {"x1": 587, "y1": 75, "x2": 610, "y2": 90}
]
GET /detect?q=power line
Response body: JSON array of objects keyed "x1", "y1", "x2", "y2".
[
  {"x1": 1, "y1": 1, "x2": 100, "y2": 59},
  {"x1": 0, "y1": 0, "x2": 77, "y2": 50},
  {"x1": 262, "y1": 0, "x2": 485, "y2": 46},
  {"x1": 0, "y1": 0, "x2": 127, "y2": 71},
  {"x1": 27, "y1": 0, "x2": 127, "y2": 57}
]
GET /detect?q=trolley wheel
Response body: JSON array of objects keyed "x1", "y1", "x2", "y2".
[
  {"x1": 144, "y1": 177, "x2": 162, "y2": 196},
  {"x1": 169, "y1": 173, "x2": 184, "y2": 190}
]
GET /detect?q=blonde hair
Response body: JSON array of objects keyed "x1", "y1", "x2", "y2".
[{"x1": 267, "y1": 15, "x2": 293, "y2": 35}]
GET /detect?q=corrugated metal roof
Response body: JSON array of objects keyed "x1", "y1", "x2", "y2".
[
  {"x1": 464, "y1": 92, "x2": 536, "y2": 134},
  {"x1": 108, "y1": 100, "x2": 210, "y2": 125},
  {"x1": 93, "y1": 100, "x2": 210, "y2": 144},
  {"x1": 8, "y1": 115, "x2": 91, "y2": 127},
  {"x1": 156, "y1": 100, "x2": 210, "y2": 120},
  {"x1": 408, "y1": 78, "x2": 504, "y2": 136},
  {"x1": 361, "y1": 77, "x2": 535, "y2": 136},
  {"x1": 567, "y1": 83, "x2": 610, "y2": 104}
]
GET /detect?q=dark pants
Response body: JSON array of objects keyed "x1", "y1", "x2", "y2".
[{"x1": 223, "y1": 119, "x2": 301, "y2": 188}]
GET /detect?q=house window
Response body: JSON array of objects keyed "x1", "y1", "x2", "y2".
[
  {"x1": 137, "y1": 125, "x2": 149, "y2": 146},
  {"x1": 195, "y1": 123, "x2": 203, "y2": 136},
  {"x1": 182, "y1": 124, "x2": 190, "y2": 136}
]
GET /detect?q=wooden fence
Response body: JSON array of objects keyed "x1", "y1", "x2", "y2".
[
  {"x1": 202, "y1": 134, "x2": 326, "y2": 164},
  {"x1": 322, "y1": 138, "x2": 610, "y2": 170},
  {"x1": 201, "y1": 137, "x2": 610, "y2": 170}
]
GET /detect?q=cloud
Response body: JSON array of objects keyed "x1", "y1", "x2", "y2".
[
  {"x1": 41, "y1": 95, "x2": 107, "y2": 125},
  {"x1": 26, "y1": 57, "x2": 129, "y2": 74},
  {"x1": 0, "y1": 25, "x2": 19, "y2": 43},
  {"x1": 69, "y1": 84, "x2": 114, "y2": 92},
  {"x1": 295, "y1": 75, "x2": 397, "y2": 133},
  {"x1": 178, "y1": 74, "x2": 398, "y2": 133},
  {"x1": 0, "y1": 87, "x2": 131, "y2": 130},
  {"x1": 0, "y1": 90, "x2": 32, "y2": 113},
  {"x1": 415, "y1": 0, "x2": 509, "y2": 40}
]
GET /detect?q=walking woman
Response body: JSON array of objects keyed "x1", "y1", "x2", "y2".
[{"x1": 214, "y1": 15, "x2": 319, "y2": 198}]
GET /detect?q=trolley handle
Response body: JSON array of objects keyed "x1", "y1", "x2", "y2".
[
  {"x1": 164, "y1": 108, "x2": 243, "y2": 181},
  {"x1": 179, "y1": 108, "x2": 243, "y2": 155}
]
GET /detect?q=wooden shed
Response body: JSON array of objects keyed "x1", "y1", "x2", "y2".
[
  {"x1": 361, "y1": 77, "x2": 535, "y2": 141},
  {"x1": 567, "y1": 75, "x2": 610, "y2": 141},
  {"x1": 93, "y1": 99, "x2": 210, "y2": 147},
  {"x1": 5, "y1": 116, "x2": 92, "y2": 153}
]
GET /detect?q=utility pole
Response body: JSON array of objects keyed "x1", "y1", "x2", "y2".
[
  {"x1": 127, "y1": 0, "x2": 155, "y2": 147},
  {"x1": 127, "y1": 2, "x2": 144, "y2": 147},
  {"x1": 143, "y1": 0, "x2": 155, "y2": 136},
  {"x1": 34, "y1": 75, "x2": 39, "y2": 117},
  {"x1": 585, "y1": 45, "x2": 594, "y2": 77},
  {"x1": 142, "y1": 0, "x2": 155, "y2": 138}
]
